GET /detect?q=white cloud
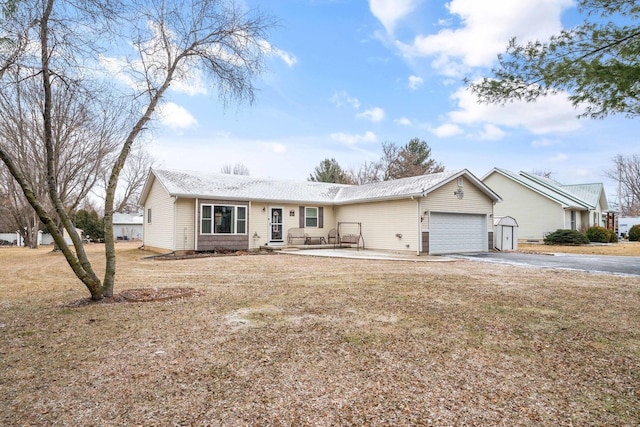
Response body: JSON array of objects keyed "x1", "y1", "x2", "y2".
[
  {"x1": 431, "y1": 123, "x2": 464, "y2": 138},
  {"x1": 369, "y1": 0, "x2": 420, "y2": 34},
  {"x1": 331, "y1": 91, "x2": 361, "y2": 110},
  {"x1": 531, "y1": 138, "x2": 559, "y2": 148},
  {"x1": 408, "y1": 75, "x2": 424, "y2": 90},
  {"x1": 448, "y1": 85, "x2": 582, "y2": 134},
  {"x1": 259, "y1": 40, "x2": 297, "y2": 67},
  {"x1": 549, "y1": 152, "x2": 568, "y2": 163},
  {"x1": 396, "y1": 0, "x2": 574, "y2": 76},
  {"x1": 478, "y1": 124, "x2": 505, "y2": 141},
  {"x1": 356, "y1": 107, "x2": 386, "y2": 122},
  {"x1": 169, "y1": 69, "x2": 208, "y2": 96},
  {"x1": 396, "y1": 117, "x2": 412, "y2": 126},
  {"x1": 157, "y1": 102, "x2": 197, "y2": 130},
  {"x1": 262, "y1": 142, "x2": 287, "y2": 153},
  {"x1": 330, "y1": 131, "x2": 378, "y2": 145}
]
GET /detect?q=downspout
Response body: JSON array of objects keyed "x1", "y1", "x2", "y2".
[
  {"x1": 194, "y1": 198, "x2": 198, "y2": 251},
  {"x1": 248, "y1": 201, "x2": 252, "y2": 250},
  {"x1": 411, "y1": 195, "x2": 422, "y2": 256}
]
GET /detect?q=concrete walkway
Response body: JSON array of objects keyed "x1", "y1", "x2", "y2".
[{"x1": 278, "y1": 247, "x2": 455, "y2": 262}]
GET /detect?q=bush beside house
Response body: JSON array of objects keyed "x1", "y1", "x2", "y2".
[
  {"x1": 586, "y1": 226, "x2": 617, "y2": 243},
  {"x1": 544, "y1": 229, "x2": 590, "y2": 245}
]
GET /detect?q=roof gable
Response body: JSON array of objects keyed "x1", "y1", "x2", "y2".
[
  {"x1": 483, "y1": 168, "x2": 607, "y2": 210},
  {"x1": 561, "y1": 183, "x2": 608, "y2": 210}
]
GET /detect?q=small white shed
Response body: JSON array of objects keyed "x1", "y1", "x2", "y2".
[{"x1": 494, "y1": 216, "x2": 518, "y2": 251}]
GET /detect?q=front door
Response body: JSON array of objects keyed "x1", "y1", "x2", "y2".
[{"x1": 270, "y1": 208, "x2": 283, "y2": 242}]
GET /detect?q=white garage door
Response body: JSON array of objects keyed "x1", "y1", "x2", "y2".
[{"x1": 429, "y1": 213, "x2": 486, "y2": 254}]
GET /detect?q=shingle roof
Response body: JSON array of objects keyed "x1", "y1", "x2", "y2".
[
  {"x1": 144, "y1": 168, "x2": 501, "y2": 205},
  {"x1": 151, "y1": 169, "x2": 348, "y2": 204}
]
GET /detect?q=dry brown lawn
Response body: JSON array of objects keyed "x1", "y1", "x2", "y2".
[
  {"x1": 1, "y1": 242, "x2": 639, "y2": 426},
  {"x1": 519, "y1": 241, "x2": 640, "y2": 257}
]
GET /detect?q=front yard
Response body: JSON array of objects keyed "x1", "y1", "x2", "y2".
[
  {"x1": 1, "y1": 243, "x2": 639, "y2": 426},
  {"x1": 519, "y1": 241, "x2": 640, "y2": 256}
]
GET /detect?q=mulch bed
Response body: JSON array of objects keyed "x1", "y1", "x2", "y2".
[
  {"x1": 63, "y1": 287, "x2": 196, "y2": 307},
  {"x1": 149, "y1": 250, "x2": 275, "y2": 261}
]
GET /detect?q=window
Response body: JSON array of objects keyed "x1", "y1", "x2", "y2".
[
  {"x1": 147, "y1": 208, "x2": 152, "y2": 224},
  {"x1": 201, "y1": 204, "x2": 246, "y2": 234},
  {"x1": 237, "y1": 206, "x2": 246, "y2": 234},
  {"x1": 570, "y1": 211, "x2": 576, "y2": 230},
  {"x1": 201, "y1": 205, "x2": 212, "y2": 234},
  {"x1": 593, "y1": 212, "x2": 598, "y2": 225},
  {"x1": 305, "y1": 207, "x2": 318, "y2": 227},
  {"x1": 457, "y1": 176, "x2": 464, "y2": 187}
]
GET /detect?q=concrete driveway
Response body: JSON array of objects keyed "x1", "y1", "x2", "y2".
[{"x1": 450, "y1": 252, "x2": 640, "y2": 277}]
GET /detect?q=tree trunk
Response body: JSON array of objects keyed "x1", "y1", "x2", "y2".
[
  {"x1": 102, "y1": 66, "x2": 174, "y2": 297},
  {"x1": 39, "y1": 0, "x2": 104, "y2": 300}
]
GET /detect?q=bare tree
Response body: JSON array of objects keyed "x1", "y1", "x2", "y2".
[
  {"x1": 345, "y1": 161, "x2": 382, "y2": 185},
  {"x1": 0, "y1": 165, "x2": 40, "y2": 247},
  {"x1": 96, "y1": 145, "x2": 158, "y2": 214},
  {"x1": 606, "y1": 154, "x2": 640, "y2": 216},
  {"x1": 0, "y1": 0, "x2": 274, "y2": 300},
  {"x1": 221, "y1": 162, "x2": 250, "y2": 176},
  {"x1": 529, "y1": 169, "x2": 555, "y2": 179},
  {"x1": 0, "y1": 67, "x2": 125, "y2": 249}
]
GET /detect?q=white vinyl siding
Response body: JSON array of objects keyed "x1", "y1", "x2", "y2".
[
  {"x1": 422, "y1": 179, "x2": 493, "y2": 230},
  {"x1": 249, "y1": 204, "x2": 269, "y2": 249},
  {"x1": 485, "y1": 172, "x2": 565, "y2": 241},
  {"x1": 142, "y1": 177, "x2": 176, "y2": 252},
  {"x1": 175, "y1": 198, "x2": 195, "y2": 251},
  {"x1": 336, "y1": 199, "x2": 418, "y2": 253}
]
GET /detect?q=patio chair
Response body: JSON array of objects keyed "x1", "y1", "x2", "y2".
[{"x1": 327, "y1": 228, "x2": 338, "y2": 244}]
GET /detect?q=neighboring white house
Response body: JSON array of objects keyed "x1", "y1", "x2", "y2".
[
  {"x1": 1, "y1": 229, "x2": 80, "y2": 246},
  {"x1": 0, "y1": 232, "x2": 20, "y2": 245},
  {"x1": 483, "y1": 168, "x2": 612, "y2": 241},
  {"x1": 113, "y1": 212, "x2": 144, "y2": 241},
  {"x1": 618, "y1": 217, "x2": 640, "y2": 238},
  {"x1": 139, "y1": 168, "x2": 502, "y2": 255},
  {"x1": 40, "y1": 228, "x2": 83, "y2": 245}
]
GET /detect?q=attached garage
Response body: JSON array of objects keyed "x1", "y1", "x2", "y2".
[{"x1": 429, "y1": 212, "x2": 487, "y2": 254}]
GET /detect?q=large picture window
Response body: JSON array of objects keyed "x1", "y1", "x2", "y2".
[
  {"x1": 201, "y1": 204, "x2": 247, "y2": 234},
  {"x1": 305, "y1": 207, "x2": 318, "y2": 227}
]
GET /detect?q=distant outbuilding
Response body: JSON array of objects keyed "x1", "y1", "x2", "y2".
[{"x1": 493, "y1": 216, "x2": 518, "y2": 251}]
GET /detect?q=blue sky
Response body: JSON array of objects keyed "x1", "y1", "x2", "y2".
[{"x1": 149, "y1": 0, "x2": 638, "y2": 202}]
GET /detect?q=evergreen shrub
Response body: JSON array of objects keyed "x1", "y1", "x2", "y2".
[{"x1": 544, "y1": 229, "x2": 589, "y2": 245}]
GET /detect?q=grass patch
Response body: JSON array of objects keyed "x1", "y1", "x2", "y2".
[{"x1": 0, "y1": 242, "x2": 639, "y2": 425}]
